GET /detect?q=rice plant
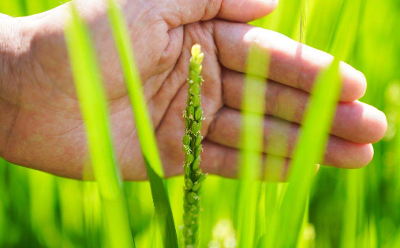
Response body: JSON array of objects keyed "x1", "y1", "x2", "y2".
[
  {"x1": 104, "y1": 0, "x2": 178, "y2": 246},
  {"x1": 64, "y1": 5, "x2": 134, "y2": 247},
  {"x1": 0, "y1": 0, "x2": 396, "y2": 248}
]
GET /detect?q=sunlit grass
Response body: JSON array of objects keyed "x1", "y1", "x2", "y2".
[
  {"x1": 65, "y1": 5, "x2": 134, "y2": 247},
  {"x1": 104, "y1": 0, "x2": 178, "y2": 246},
  {"x1": 235, "y1": 43, "x2": 270, "y2": 248},
  {"x1": 268, "y1": 59, "x2": 341, "y2": 248},
  {"x1": 0, "y1": 0, "x2": 398, "y2": 247}
]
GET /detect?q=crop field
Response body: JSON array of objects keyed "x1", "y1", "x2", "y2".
[{"x1": 0, "y1": 0, "x2": 399, "y2": 247}]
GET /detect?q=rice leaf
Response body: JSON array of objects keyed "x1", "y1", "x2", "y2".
[
  {"x1": 269, "y1": 59, "x2": 342, "y2": 248},
  {"x1": 105, "y1": 0, "x2": 178, "y2": 246},
  {"x1": 105, "y1": 1, "x2": 164, "y2": 179},
  {"x1": 25, "y1": 0, "x2": 45, "y2": 15},
  {"x1": 64, "y1": 6, "x2": 134, "y2": 248},
  {"x1": 236, "y1": 43, "x2": 270, "y2": 248},
  {"x1": 0, "y1": 0, "x2": 24, "y2": 16},
  {"x1": 300, "y1": 0, "x2": 307, "y2": 43},
  {"x1": 329, "y1": 0, "x2": 365, "y2": 60},
  {"x1": 328, "y1": 1, "x2": 366, "y2": 247}
]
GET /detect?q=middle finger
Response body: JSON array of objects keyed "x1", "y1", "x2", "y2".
[{"x1": 206, "y1": 107, "x2": 374, "y2": 168}]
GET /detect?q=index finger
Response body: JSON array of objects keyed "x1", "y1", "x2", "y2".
[{"x1": 213, "y1": 21, "x2": 367, "y2": 102}]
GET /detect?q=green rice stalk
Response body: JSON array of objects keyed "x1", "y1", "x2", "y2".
[
  {"x1": 300, "y1": 0, "x2": 307, "y2": 43},
  {"x1": 105, "y1": 0, "x2": 178, "y2": 246},
  {"x1": 105, "y1": 0, "x2": 164, "y2": 178},
  {"x1": 25, "y1": 0, "x2": 45, "y2": 15},
  {"x1": 65, "y1": 5, "x2": 134, "y2": 248},
  {"x1": 332, "y1": 1, "x2": 365, "y2": 247},
  {"x1": 257, "y1": 183, "x2": 286, "y2": 248},
  {"x1": 0, "y1": 0, "x2": 24, "y2": 16},
  {"x1": 297, "y1": 1, "x2": 310, "y2": 246},
  {"x1": 267, "y1": 59, "x2": 342, "y2": 248},
  {"x1": 236, "y1": 43, "x2": 270, "y2": 248},
  {"x1": 182, "y1": 44, "x2": 207, "y2": 248}
]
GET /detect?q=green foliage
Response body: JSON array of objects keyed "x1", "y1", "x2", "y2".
[
  {"x1": 1, "y1": 0, "x2": 399, "y2": 248},
  {"x1": 64, "y1": 5, "x2": 134, "y2": 248},
  {"x1": 235, "y1": 43, "x2": 269, "y2": 248},
  {"x1": 266, "y1": 59, "x2": 342, "y2": 248},
  {"x1": 104, "y1": 1, "x2": 178, "y2": 247}
]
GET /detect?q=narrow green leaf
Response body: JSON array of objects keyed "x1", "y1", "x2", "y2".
[
  {"x1": 300, "y1": 0, "x2": 307, "y2": 43},
  {"x1": 236, "y1": 43, "x2": 270, "y2": 248},
  {"x1": 257, "y1": 183, "x2": 287, "y2": 248},
  {"x1": 105, "y1": 0, "x2": 164, "y2": 179},
  {"x1": 0, "y1": 0, "x2": 24, "y2": 16},
  {"x1": 64, "y1": 6, "x2": 134, "y2": 248},
  {"x1": 330, "y1": 1, "x2": 366, "y2": 247},
  {"x1": 329, "y1": 0, "x2": 365, "y2": 60},
  {"x1": 25, "y1": 0, "x2": 46, "y2": 15},
  {"x1": 272, "y1": 59, "x2": 342, "y2": 248},
  {"x1": 105, "y1": 0, "x2": 178, "y2": 246}
]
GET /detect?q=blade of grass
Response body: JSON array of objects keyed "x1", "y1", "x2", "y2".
[
  {"x1": 340, "y1": 169, "x2": 364, "y2": 248},
  {"x1": 329, "y1": 0, "x2": 365, "y2": 60},
  {"x1": 306, "y1": 0, "x2": 345, "y2": 52},
  {"x1": 236, "y1": 43, "x2": 270, "y2": 248},
  {"x1": 65, "y1": 6, "x2": 134, "y2": 248},
  {"x1": 25, "y1": 0, "x2": 45, "y2": 15},
  {"x1": 83, "y1": 182, "x2": 103, "y2": 248},
  {"x1": 263, "y1": 0, "x2": 363, "y2": 245},
  {"x1": 296, "y1": 196, "x2": 310, "y2": 248},
  {"x1": 299, "y1": 0, "x2": 307, "y2": 43},
  {"x1": 297, "y1": 3, "x2": 311, "y2": 246},
  {"x1": 0, "y1": 0, "x2": 24, "y2": 16},
  {"x1": 261, "y1": 58, "x2": 341, "y2": 248},
  {"x1": 28, "y1": 171, "x2": 60, "y2": 246},
  {"x1": 105, "y1": 0, "x2": 164, "y2": 178},
  {"x1": 327, "y1": 1, "x2": 366, "y2": 247},
  {"x1": 105, "y1": 0, "x2": 178, "y2": 246},
  {"x1": 257, "y1": 183, "x2": 287, "y2": 248}
]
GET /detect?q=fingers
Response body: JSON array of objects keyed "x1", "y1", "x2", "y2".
[
  {"x1": 213, "y1": 21, "x2": 367, "y2": 102},
  {"x1": 165, "y1": 0, "x2": 278, "y2": 26},
  {"x1": 221, "y1": 68, "x2": 388, "y2": 144},
  {"x1": 201, "y1": 141, "x2": 289, "y2": 181},
  {"x1": 206, "y1": 108, "x2": 374, "y2": 168}
]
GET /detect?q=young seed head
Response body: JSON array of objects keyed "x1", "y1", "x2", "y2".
[
  {"x1": 188, "y1": 106, "x2": 195, "y2": 118},
  {"x1": 185, "y1": 154, "x2": 194, "y2": 164},
  {"x1": 182, "y1": 44, "x2": 206, "y2": 248},
  {"x1": 194, "y1": 146, "x2": 202, "y2": 157},
  {"x1": 187, "y1": 192, "x2": 197, "y2": 204},
  {"x1": 190, "y1": 84, "x2": 201, "y2": 95},
  {"x1": 192, "y1": 157, "x2": 200, "y2": 170},
  {"x1": 192, "y1": 95, "x2": 201, "y2": 107},
  {"x1": 197, "y1": 174, "x2": 207, "y2": 184},
  {"x1": 195, "y1": 107, "x2": 203, "y2": 121},
  {"x1": 192, "y1": 183, "x2": 202, "y2": 192},
  {"x1": 196, "y1": 53, "x2": 204, "y2": 64},
  {"x1": 186, "y1": 179, "x2": 194, "y2": 190},
  {"x1": 191, "y1": 44, "x2": 202, "y2": 58},
  {"x1": 195, "y1": 136, "x2": 202, "y2": 146}
]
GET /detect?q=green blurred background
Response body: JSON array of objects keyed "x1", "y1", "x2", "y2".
[{"x1": 1, "y1": 0, "x2": 399, "y2": 247}]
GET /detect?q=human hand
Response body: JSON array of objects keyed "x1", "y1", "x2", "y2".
[{"x1": 0, "y1": 0, "x2": 387, "y2": 180}]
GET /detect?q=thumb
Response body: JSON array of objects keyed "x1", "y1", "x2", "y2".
[{"x1": 165, "y1": 0, "x2": 279, "y2": 25}]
